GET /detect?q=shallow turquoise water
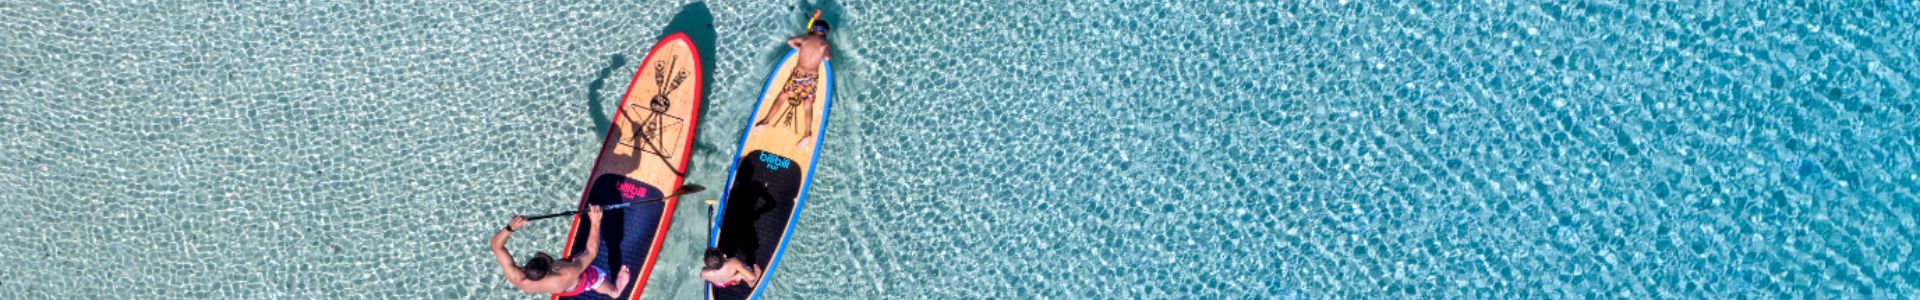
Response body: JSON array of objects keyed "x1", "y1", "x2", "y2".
[{"x1": 3, "y1": 0, "x2": 1918, "y2": 298}]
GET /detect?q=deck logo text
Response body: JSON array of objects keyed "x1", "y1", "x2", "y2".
[{"x1": 759, "y1": 152, "x2": 791, "y2": 171}]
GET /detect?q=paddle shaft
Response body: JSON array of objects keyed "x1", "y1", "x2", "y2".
[
  {"x1": 527, "y1": 185, "x2": 705, "y2": 221},
  {"x1": 526, "y1": 201, "x2": 650, "y2": 221}
]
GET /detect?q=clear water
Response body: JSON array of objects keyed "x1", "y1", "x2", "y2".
[{"x1": 3, "y1": 0, "x2": 1917, "y2": 298}]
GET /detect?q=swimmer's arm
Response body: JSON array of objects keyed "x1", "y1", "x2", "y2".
[
  {"x1": 788, "y1": 36, "x2": 803, "y2": 49},
  {"x1": 572, "y1": 225, "x2": 601, "y2": 268},
  {"x1": 740, "y1": 264, "x2": 762, "y2": 288},
  {"x1": 573, "y1": 206, "x2": 605, "y2": 268},
  {"x1": 491, "y1": 227, "x2": 530, "y2": 286}
]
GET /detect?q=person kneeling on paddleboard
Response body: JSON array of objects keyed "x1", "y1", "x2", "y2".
[
  {"x1": 700, "y1": 248, "x2": 764, "y2": 288},
  {"x1": 752, "y1": 20, "x2": 832, "y2": 148},
  {"x1": 490, "y1": 206, "x2": 633, "y2": 297}
]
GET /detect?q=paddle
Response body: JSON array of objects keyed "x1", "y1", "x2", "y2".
[{"x1": 527, "y1": 184, "x2": 707, "y2": 221}]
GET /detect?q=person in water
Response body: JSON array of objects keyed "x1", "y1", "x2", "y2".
[
  {"x1": 752, "y1": 20, "x2": 831, "y2": 149},
  {"x1": 700, "y1": 248, "x2": 763, "y2": 288},
  {"x1": 490, "y1": 206, "x2": 633, "y2": 298}
]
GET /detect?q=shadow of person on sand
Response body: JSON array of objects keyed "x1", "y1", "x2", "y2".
[
  {"x1": 657, "y1": 2, "x2": 722, "y2": 163},
  {"x1": 583, "y1": 52, "x2": 645, "y2": 182},
  {"x1": 586, "y1": 54, "x2": 629, "y2": 139},
  {"x1": 580, "y1": 2, "x2": 719, "y2": 180}
]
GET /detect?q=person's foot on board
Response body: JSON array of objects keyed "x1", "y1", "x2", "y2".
[{"x1": 795, "y1": 134, "x2": 815, "y2": 151}]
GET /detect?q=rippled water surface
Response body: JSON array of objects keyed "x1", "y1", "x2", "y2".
[{"x1": 3, "y1": 0, "x2": 1917, "y2": 298}]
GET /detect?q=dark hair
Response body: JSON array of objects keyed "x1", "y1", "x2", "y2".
[
  {"x1": 702, "y1": 248, "x2": 728, "y2": 271},
  {"x1": 523, "y1": 252, "x2": 554, "y2": 281},
  {"x1": 809, "y1": 20, "x2": 830, "y2": 35}
]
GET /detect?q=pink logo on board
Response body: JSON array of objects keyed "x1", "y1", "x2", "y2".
[{"x1": 618, "y1": 182, "x2": 651, "y2": 200}]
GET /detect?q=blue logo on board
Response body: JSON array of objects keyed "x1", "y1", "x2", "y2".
[{"x1": 759, "y1": 152, "x2": 791, "y2": 171}]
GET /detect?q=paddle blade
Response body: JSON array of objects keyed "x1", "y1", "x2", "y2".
[{"x1": 678, "y1": 184, "x2": 706, "y2": 195}]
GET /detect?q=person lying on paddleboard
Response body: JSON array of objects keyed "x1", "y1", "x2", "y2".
[
  {"x1": 752, "y1": 20, "x2": 831, "y2": 148},
  {"x1": 490, "y1": 206, "x2": 633, "y2": 298},
  {"x1": 700, "y1": 248, "x2": 764, "y2": 288}
]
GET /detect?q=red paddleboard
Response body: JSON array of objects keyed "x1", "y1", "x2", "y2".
[{"x1": 555, "y1": 32, "x2": 703, "y2": 300}]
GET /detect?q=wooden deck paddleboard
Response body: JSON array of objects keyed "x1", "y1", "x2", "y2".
[
  {"x1": 706, "y1": 49, "x2": 834, "y2": 300},
  {"x1": 555, "y1": 33, "x2": 703, "y2": 300}
]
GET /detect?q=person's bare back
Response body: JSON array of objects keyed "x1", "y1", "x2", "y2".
[{"x1": 788, "y1": 34, "x2": 830, "y2": 70}]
